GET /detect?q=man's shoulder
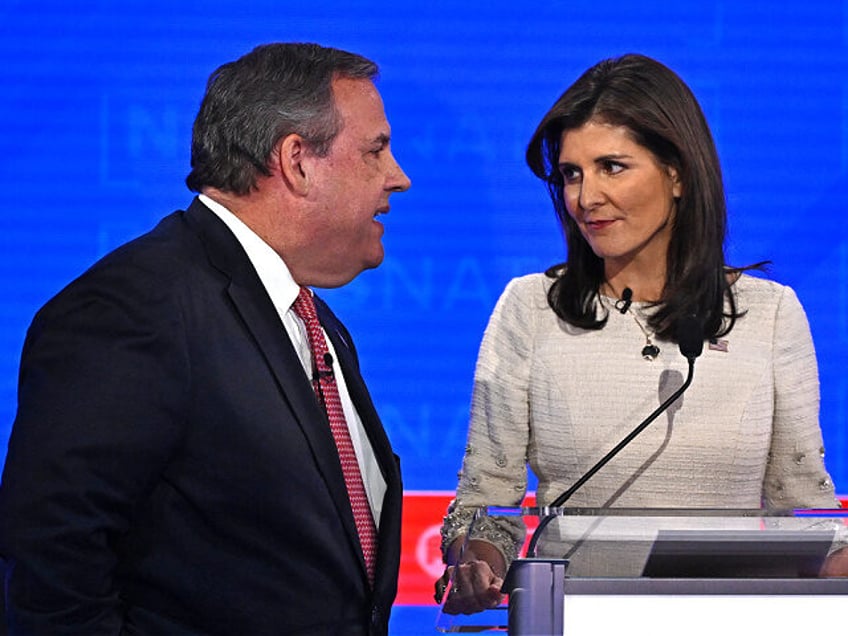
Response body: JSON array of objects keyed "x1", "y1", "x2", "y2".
[
  {"x1": 32, "y1": 208, "x2": 206, "y2": 322},
  {"x1": 101, "y1": 208, "x2": 198, "y2": 270}
]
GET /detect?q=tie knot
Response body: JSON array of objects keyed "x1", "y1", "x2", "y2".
[
  {"x1": 292, "y1": 287, "x2": 328, "y2": 366},
  {"x1": 292, "y1": 286, "x2": 318, "y2": 324}
]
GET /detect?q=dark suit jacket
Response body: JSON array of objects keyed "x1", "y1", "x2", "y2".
[{"x1": 0, "y1": 198, "x2": 403, "y2": 635}]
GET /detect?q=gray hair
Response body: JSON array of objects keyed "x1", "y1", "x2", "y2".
[{"x1": 186, "y1": 42, "x2": 378, "y2": 195}]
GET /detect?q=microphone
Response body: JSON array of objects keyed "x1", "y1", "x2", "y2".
[
  {"x1": 526, "y1": 314, "x2": 704, "y2": 557},
  {"x1": 676, "y1": 314, "x2": 704, "y2": 361},
  {"x1": 313, "y1": 352, "x2": 335, "y2": 381},
  {"x1": 614, "y1": 287, "x2": 633, "y2": 314}
]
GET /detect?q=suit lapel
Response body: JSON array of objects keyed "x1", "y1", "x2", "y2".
[{"x1": 184, "y1": 199, "x2": 365, "y2": 566}]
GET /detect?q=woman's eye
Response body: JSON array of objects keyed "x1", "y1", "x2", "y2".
[
  {"x1": 602, "y1": 160, "x2": 625, "y2": 175},
  {"x1": 559, "y1": 166, "x2": 580, "y2": 183}
]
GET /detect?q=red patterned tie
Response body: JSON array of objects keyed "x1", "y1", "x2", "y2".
[{"x1": 292, "y1": 287, "x2": 377, "y2": 586}]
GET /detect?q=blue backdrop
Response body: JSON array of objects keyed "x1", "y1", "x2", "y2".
[{"x1": 2, "y1": 1, "x2": 847, "y2": 632}]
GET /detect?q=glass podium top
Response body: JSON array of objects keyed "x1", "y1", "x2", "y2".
[{"x1": 436, "y1": 506, "x2": 848, "y2": 633}]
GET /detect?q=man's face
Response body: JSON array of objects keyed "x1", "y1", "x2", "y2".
[{"x1": 300, "y1": 77, "x2": 411, "y2": 288}]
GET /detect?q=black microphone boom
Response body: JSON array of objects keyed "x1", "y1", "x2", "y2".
[
  {"x1": 677, "y1": 314, "x2": 704, "y2": 361},
  {"x1": 526, "y1": 316, "x2": 704, "y2": 557}
]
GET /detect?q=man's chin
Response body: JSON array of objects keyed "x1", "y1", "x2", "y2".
[
  {"x1": 311, "y1": 254, "x2": 384, "y2": 289},
  {"x1": 360, "y1": 245, "x2": 385, "y2": 272},
  {"x1": 366, "y1": 252, "x2": 385, "y2": 270}
]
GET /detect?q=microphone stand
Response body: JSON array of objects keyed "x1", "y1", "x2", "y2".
[{"x1": 526, "y1": 355, "x2": 697, "y2": 558}]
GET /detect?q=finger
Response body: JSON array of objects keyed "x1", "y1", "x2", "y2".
[
  {"x1": 442, "y1": 587, "x2": 478, "y2": 616},
  {"x1": 480, "y1": 585, "x2": 504, "y2": 608},
  {"x1": 468, "y1": 561, "x2": 500, "y2": 595}
]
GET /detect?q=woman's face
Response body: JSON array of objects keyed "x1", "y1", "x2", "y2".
[{"x1": 558, "y1": 119, "x2": 681, "y2": 274}]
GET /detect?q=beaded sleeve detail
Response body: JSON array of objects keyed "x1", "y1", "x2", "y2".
[{"x1": 439, "y1": 500, "x2": 525, "y2": 566}]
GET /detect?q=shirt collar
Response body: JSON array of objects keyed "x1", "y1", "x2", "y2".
[{"x1": 198, "y1": 193, "x2": 300, "y2": 313}]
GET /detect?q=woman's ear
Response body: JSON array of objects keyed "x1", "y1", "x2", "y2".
[{"x1": 668, "y1": 165, "x2": 683, "y2": 198}]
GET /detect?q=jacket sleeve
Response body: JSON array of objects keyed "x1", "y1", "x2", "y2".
[
  {"x1": 762, "y1": 285, "x2": 840, "y2": 509},
  {"x1": 441, "y1": 277, "x2": 536, "y2": 566},
  {"x1": 0, "y1": 262, "x2": 188, "y2": 635}
]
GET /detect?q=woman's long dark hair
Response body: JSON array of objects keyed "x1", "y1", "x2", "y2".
[{"x1": 526, "y1": 54, "x2": 757, "y2": 341}]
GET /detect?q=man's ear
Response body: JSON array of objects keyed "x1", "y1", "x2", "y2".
[{"x1": 276, "y1": 133, "x2": 311, "y2": 196}]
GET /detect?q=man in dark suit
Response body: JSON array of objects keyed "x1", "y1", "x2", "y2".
[{"x1": 0, "y1": 42, "x2": 410, "y2": 635}]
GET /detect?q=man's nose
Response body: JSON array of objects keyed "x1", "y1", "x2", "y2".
[{"x1": 387, "y1": 151, "x2": 411, "y2": 192}]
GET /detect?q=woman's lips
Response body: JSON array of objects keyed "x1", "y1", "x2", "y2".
[{"x1": 585, "y1": 219, "x2": 616, "y2": 231}]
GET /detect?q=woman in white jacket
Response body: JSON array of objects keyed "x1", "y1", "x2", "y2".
[{"x1": 439, "y1": 53, "x2": 846, "y2": 615}]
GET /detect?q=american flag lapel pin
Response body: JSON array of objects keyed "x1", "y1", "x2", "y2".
[{"x1": 708, "y1": 338, "x2": 729, "y2": 352}]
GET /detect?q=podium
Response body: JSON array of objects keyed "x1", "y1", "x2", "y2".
[{"x1": 436, "y1": 507, "x2": 848, "y2": 634}]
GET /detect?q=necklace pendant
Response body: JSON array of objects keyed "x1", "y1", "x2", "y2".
[{"x1": 641, "y1": 343, "x2": 660, "y2": 361}]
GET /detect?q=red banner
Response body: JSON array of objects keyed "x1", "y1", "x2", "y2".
[
  {"x1": 396, "y1": 490, "x2": 848, "y2": 606},
  {"x1": 397, "y1": 491, "x2": 538, "y2": 606}
]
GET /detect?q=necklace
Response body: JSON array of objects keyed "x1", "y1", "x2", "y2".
[
  {"x1": 630, "y1": 310, "x2": 661, "y2": 361},
  {"x1": 610, "y1": 286, "x2": 661, "y2": 361}
]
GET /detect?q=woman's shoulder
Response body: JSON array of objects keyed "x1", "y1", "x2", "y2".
[
  {"x1": 732, "y1": 272, "x2": 796, "y2": 303},
  {"x1": 505, "y1": 271, "x2": 553, "y2": 291},
  {"x1": 484, "y1": 273, "x2": 556, "y2": 333},
  {"x1": 731, "y1": 273, "x2": 808, "y2": 325},
  {"x1": 499, "y1": 272, "x2": 555, "y2": 307}
]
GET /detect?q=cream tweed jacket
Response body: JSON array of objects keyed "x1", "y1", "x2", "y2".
[{"x1": 442, "y1": 273, "x2": 840, "y2": 573}]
